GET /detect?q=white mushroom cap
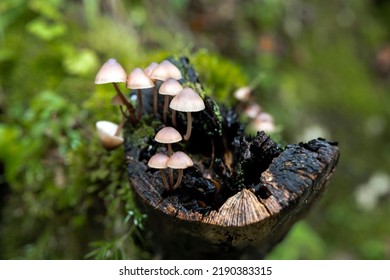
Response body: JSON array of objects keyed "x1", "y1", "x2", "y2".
[
  {"x1": 251, "y1": 120, "x2": 275, "y2": 133},
  {"x1": 147, "y1": 153, "x2": 169, "y2": 169},
  {"x1": 169, "y1": 88, "x2": 205, "y2": 112},
  {"x1": 150, "y1": 60, "x2": 182, "y2": 81},
  {"x1": 244, "y1": 103, "x2": 262, "y2": 119},
  {"x1": 95, "y1": 58, "x2": 127, "y2": 84},
  {"x1": 126, "y1": 67, "x2": 155, "y2": 89},
  {"x1": 144, "y1": 62, "x2": 159, "y2": 77},
  {"x1": 251, "y1": 112, "x2": 275, "y2": 133},
  {"x1": 95, "y1": 121, "x2": 124, "y2": 150},
  {"x1": 167, "y1": 151, "x2": 193, "y2": 169},
  {"x1": 255, "y1": 112, "x2": 274, "y2": 123},
  {"x1": 234, "y1": 86, "x2": 252, "y2": 102},
  {"x1": 159, "y1": 78, "x2": 183, "y2": 96},
  {"x1": 154, "y1": 126, "x2": 182, "y2": 144}
]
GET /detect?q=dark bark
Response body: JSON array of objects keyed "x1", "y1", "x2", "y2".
[{"x1": 124, "y1": 57, "x2": 340, "y2": 259}]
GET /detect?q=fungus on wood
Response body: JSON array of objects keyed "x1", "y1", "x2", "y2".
[{"x1": 123, "y1": 57, "x2": 340, "y2": 259}]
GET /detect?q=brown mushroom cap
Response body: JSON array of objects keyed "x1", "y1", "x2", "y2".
[
  {"x1": 154, "y1": 126, "x2": 182, "y2": 144},
  {"x1": 147, "y1": 153, "x2": 169, "y2": 169},
  {"x1": 126, "y1": 67, "x2": 155, "y2": 89},
  {"x1": 144, "y1": 62, "x2": 159, "y2": 77},
  {"x1": 95, "y1": 58, "x2": 127, "y2": 84},
  {"x1": 167, "y1": 151, "x2": 193, "y2": 169},
  {"x1": 95, "y1": 121, "x2": 124, "y2": 150},
  {"x1": 169, "y1": 88, "x2": 205, "y2": 112},
  {"x1": 159, "y1": 78, "x2": 183, "y2": 96},
  {"x1": 150, "y1": 60, "x2": 182, "y2": 81}
]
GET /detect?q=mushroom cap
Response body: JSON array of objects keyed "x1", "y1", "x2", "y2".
[
  {"x1": 159, "y1": 78, "x2": 183, "y2": 96},
  {"x1": 147, "y1": 153, "x2": 169, "y2": 169},
  {"x1": 169, "y1": 88, "x2": 205, "y2": 112},
  {"x1": 95, "y1": 58, "x2": 127, "y2": 84},
  {"x1": 126, "y1": 67, "x2": 155, "y2": 89},
  {"x1": 244, "y1": 103, "x2": 262, "y2": 119},
  {"x1": 255, "y1": 112, "x2": 274, "y2": 123},
  {"x1": 154, "y1": 126, "x2": 182, "y2": 144},
  {"x1": 144, "y1": 62, "x2": 159, "y2": 77},
  {"x1": 95, "y1": 121, "x2": 124, "y2": 150},
  {"x1": 111, "y1": 94, "x2": 125, "y2": 106},
  {"x1": 234, "y1": 86, "x2": 252, "y2": 102},
  {"x1": 150, "y1": 60, "x2": 182, "y2": 81},
  {"x1": 167, "y1": 151, "x2": 193, "y2": 169}
]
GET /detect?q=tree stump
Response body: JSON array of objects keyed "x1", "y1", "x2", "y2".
[{"x1": 124, "y1": 57, "x2": 340, "y2": 259}]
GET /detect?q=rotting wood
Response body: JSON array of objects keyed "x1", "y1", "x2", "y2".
[{"x1": 124, "y1": 57, "x2": 340, "y2": 259}]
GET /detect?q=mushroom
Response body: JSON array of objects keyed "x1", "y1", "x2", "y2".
[
  {"x1": 150, "y1": 60, "x2": 183, "y2": 116},
  {"x1": 126, "y1": 67, "x2": 155, "y2": 120},
  {"x1": 95, "y1": 58, "x2": 136, "y2": 121},
  {"x1": 169, "y1": 88, "x2": 205, "y2": 141},
  {"x1": 144, "y1": 62, "x2": 159, "y2": 115},
  {"x1": 150, "y1": 60, "x2": 182, "y2": 81},
  {"x1": 251, "y1": 112, "x2": 275, "y2": 133},
  {"x1": 144, "y1": 62, "x2": 159, "y2": 77},
  {"x1": 154, "y1": 126, "x2": 182, "y2": 186},
  {"x1": 147, "y1": 153, "x2": 170, "y2": 190},
  {"x1": 154, "y1": 126, "x2": 182, "y2": 156},
  {"x1": 167, "y1": 151, "x2": 193, "y2": 190},
  {"x1": 95, "y1": 120, "x2": 124, "y2": 150},
  {"x1": 159, "y1": 78, "x2": 183, "y2": 123},
  {"x1": 233, "y1": 86, "x2": 253, "y2": 102},
  {"x1": 243, "y1": 103, "x2": 262, "y2": 119}
]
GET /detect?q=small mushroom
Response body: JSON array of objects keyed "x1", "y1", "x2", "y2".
[
  {"x1": 126, "y1": 68, "x2": 155, "y2": 120},
  {"x1": 233, "y1": 86, "x2": 253, "y2": 102},
  {"x1": 167, "y1": 151, "x2": 193, "y2": 190},
  {"x1": 95, "y1": 120, "x2": 124, "y2": 150},
  {"x1": 144, "y1": 62, "x2": 159, "y2": 77},
  {"x1": 169, "y1": 88, "x2": 205, "y2": 141},
  {"x1": 159, "y1": 78, "x2": 183, "y2": 123},
  {"x1": 154, "y1": 126, "x2": 182, "y2": 156},
  {"x1": 147, "y1": 153, "x2": 170, "y2": 190},
  {"x1": 144, "y1": 62, "x2": 159, "y2": 115},
  {"x1": 251, "y1": 112, "x2": 275, "y2": 133},
  {"x1": 154, "y1": 126, "x2": 182, "y2": 186},
  {"x1": 150, "y1": 60, "x2": 182, "y2": 81},
  {"x1": 244, "y1": 103, "x2": 262, "y2": 119},
  {"x1": 95, "y1": 59, "x2": 136, "y2": 121},
  {"x1": 150, "y1": 60, "x2": 183, "y2": 116}
]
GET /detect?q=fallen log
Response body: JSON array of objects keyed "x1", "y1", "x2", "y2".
[{"x1": 124, "y1": 57, "x2": 340, "y2": 259}]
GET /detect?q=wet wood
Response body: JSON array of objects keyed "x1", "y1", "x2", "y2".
[
  {"x1": 126, "y1": 137, "x2": 339, "y2": 259},
  {"x1": 124, "y1": 57, "x2": 340, "y2": 259}
]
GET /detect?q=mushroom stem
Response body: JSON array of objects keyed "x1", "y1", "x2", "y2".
[
  {"x1": 172, "y1": 110, "x2": 177, "y2": 127},
  {"x1": 169, "y1": 168, "x2": 174, "y2": 188},
  {"x1": 167, "y1": 143, "x2": 174, "y2": 186},
  {"x1": 163, "y1": 95, "x2": 170, "y2": 123},
  {"x1": 167, "y1": 144, "x2": 173, "y2": 157},
  {"x1": 114, "y1": 118, "x2": 125, "y2": 136},
  {"x1": 119, "y1": 106, "x2": 129, "y2": 119},
  {"x1": 112, "y1": 83, "x2": 136, "y2": 122},
  {"x1": 172, "y1": 169, "x2": 183, "y2": 190},
  {"x1": 153, "y1": 87, "x2": 157, "y2": 115},
  {"x1": 137, "y1": 89, "x2": 143, "y2": 120},
  {"x1": 160, "y1": 170, "x2": 169, "y2": 190},
  {"x1": 184, "y1": 112, "x2": 192, "y2": 141}
]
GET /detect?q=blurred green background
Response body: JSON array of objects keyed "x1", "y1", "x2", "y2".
[{"x1": 0, "y1": 0, "x2": 389, "y2": 259}]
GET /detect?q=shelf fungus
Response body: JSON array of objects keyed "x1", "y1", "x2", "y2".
[{"x1": 123, "y1": 57, "x2": 340, "y2": 259}]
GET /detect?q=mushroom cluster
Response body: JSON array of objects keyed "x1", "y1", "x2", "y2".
[
  {"x1": 233, "y1": 86, "x2": 276, "y2": 133},
  {"x1": 94, "y1": 58, "x2": 206, "y2": 190}
]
